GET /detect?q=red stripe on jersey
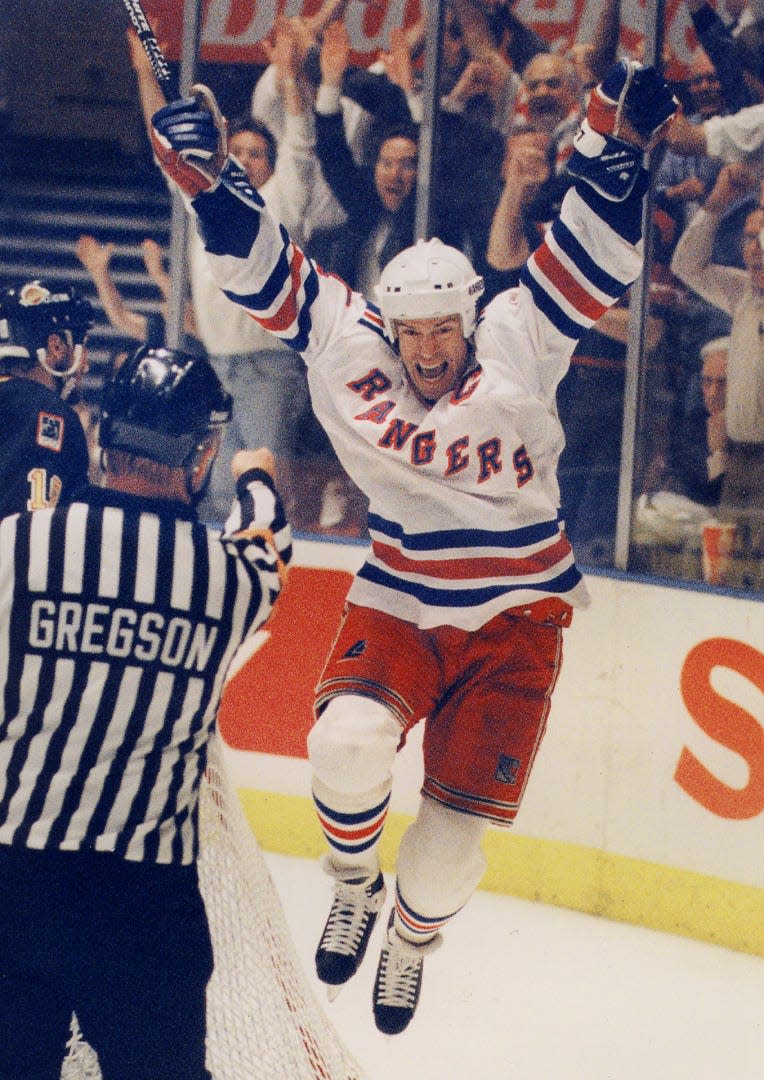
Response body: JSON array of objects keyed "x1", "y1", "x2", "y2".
[
  {"x1": 256, "y1": 246, "x2": 305, "y2": 333},
  {"x1": 533, "y1": 241, "x2": 608, "y2": 322},
  {"x1": 371, "y1": 534, "x2": 572, "y2": 580},
  {"x1": 364, "y1": 308, "x2": 385, "y2": 328}
]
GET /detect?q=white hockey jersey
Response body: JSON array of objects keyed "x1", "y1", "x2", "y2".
[{"x1": 191, "y1": 167, "x2": 644, "y2": 631}]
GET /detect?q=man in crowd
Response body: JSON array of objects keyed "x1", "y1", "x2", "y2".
[
  {"x1": 149, "y1": 59, "x2": 676, "y2": 1034},
  {"x1": 672, "y1": 163, "x2": 764, "y2": 586}
]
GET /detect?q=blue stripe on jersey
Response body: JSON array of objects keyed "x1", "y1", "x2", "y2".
[
  {"x1": 359, "y1": 313, "x2": 388, "y2": 341},
  {"x1": 573, "y1": 173, "x2": 648, "y2": 245},
  {"x1": 519, "y1": 263, "x2": 586, "y2": 340},
  {"x1": 551, "y1": 218, "x2": 627, "y2": 300},
  {"x1": 194, "y1": 182, "x2": 263, "y2": 259},
  {"x1": 222, "y1": 227, "x2": 320, "y2": 353},
  {"x1": 367, "y1": 512, "x2": 561, "y2": 551},
  {"x1": 357, "y1": 560, "x2": 583, "y2": 606},
  {"x1": 286, "y1": 254, "x2": 320, "y2": 353},
  {"x1": 223, "y1": 231, "x2": 292, "y2": 313}
]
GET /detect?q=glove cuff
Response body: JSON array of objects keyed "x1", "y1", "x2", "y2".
[
  {"x1": 587, "y1": 83, "x2": 626, "y2": 139},
  {"x1": 567, "y1": 119, "x2": 645, "y2": 201}
]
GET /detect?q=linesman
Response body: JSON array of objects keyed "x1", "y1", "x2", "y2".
[{"x1": 0, "y1": 344, "x2": 292, "y2": 1078}]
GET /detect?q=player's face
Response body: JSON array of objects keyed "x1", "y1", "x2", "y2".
[
  {"x1": 395, "y1": 314, "x2": 469, "y2": 403},
  {"x1": 47, "y1": 332, "x2": 87, "y2": 377},
  {"x1": 52, "y1": 332, "x2": 89, "y2": 398}
]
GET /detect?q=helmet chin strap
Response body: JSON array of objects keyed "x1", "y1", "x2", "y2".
[{"x1": 36, "y1": 339, "x2": 84, "y2": 398}]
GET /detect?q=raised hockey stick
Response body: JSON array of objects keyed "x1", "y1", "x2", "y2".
[{"x1": 121, "y1": 0, "x2": 179, "y2": 101}]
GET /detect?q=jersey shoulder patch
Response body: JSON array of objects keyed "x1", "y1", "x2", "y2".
[{"x1": 36, "y1": 411, "x2": 65, "y2": 452}]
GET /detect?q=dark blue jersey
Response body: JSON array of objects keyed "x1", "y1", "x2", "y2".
[{"x1": 0, "y1": 375, "x2": 89, "y2": 517}]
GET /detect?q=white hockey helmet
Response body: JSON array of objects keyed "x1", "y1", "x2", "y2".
[{"x1": 375, "y1": 238, "x2": 485, "y2": 343}]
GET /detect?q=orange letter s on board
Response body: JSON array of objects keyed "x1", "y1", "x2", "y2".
[{"x1": 675, "y1": 638, "x2": 764, "y2": 820}]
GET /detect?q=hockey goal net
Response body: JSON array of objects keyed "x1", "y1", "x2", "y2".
[{"x1": 61, "y1": 733, "x2": 367, "y2": 1080}]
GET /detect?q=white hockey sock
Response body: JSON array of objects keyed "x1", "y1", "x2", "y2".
[{"x1": 394, "y1": 796, "x2": 488, "y2": 941}]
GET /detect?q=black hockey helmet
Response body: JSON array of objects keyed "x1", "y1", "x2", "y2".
[
  {"x1": 0, "y1": 279, "x2": 94, "y2": 376},
  {"x1": 99, "y1": 345, "x2": 232, "y2": 468}
]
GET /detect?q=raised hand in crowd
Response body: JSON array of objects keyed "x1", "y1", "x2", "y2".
[
  {"x1": 444, "y1": 50, "x2": 513, "y2": 115},
  {"x1": 661, "y1": 174, "x2": 707, "y2": 208},
  {"x1": 486, "y1": 130, "x2": 551, "y2": 271},
  {"x1": 378, "y1": 26, "x2": 416, "y2": 98},
  {"x1": 266, "y1": 16, "x2": 313, "y2": 116},
  {"x1": 75, "y1": 233, "x2": 116, "y2": 282},
  {"x1": 75, "y1": 234, "x2": 149, "y2": 342},
  {"x1": 140, "y1": 238, "x2": 168, "y2": 290},
  {"x1": 318, "y1": 19, "x2": 352, "y2": 91},
  {"x1": 702, "y1": 159, "x2": 762, "y2": 213},
  {"x1": 665, "y1": 101, "x2": 709, "y2": 155}
]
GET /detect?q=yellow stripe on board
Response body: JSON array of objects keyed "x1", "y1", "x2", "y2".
[{"x1": 237, "y1": 788, "x2": 764, "y2": 959}]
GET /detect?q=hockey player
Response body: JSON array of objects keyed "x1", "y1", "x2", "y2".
[
  {"x1": 0, "y1": 278, "x2": 94, "y2": 517},
  {"x1": 0, "y1": 345, "x2": 292, "y2": 1077},
  {"x1": 149, "y1": 60, "x2": 677, "y2": 1034}
]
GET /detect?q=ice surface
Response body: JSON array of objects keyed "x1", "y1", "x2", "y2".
[{"x1": 265, "y1": 852, "x2": 764, "y2": 1080}]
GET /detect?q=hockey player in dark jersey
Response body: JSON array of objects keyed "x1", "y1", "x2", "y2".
[
  {"x1": 0, "y1": 344, "x2": 292, "y2": 1078},
  {"x1": 0, "y1": 278, "x2": 94, "y2": 516}
]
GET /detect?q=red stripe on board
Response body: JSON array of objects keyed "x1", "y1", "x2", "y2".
[
  {"x1": 533, "y1": 242, "x2": 608, "y2": 322},
  {"x1": 371, "y1": 534, "x2": 572, "y2": 579}
]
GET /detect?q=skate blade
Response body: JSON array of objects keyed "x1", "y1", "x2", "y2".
[{"x1": 326, "y1": 984, "x2": 343, "y2": 1002}]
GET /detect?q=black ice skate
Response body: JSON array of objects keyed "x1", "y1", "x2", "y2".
[
  {"x1": 315, "y1": 860, "x2": 387, "y2": 994},
  {"x1": 372, "y1": 911, "x2": 442, "y2": 1035}
]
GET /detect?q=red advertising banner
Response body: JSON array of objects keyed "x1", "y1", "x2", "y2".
[
  {"x1": 142, "y1": 0, "x2": 701, "y2": 76},
  {"x1": 218, "y1": 565, "x2": 353, "y2": 758}
]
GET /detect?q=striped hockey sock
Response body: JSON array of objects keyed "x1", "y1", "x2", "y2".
[
  {"x1": 313, "y1": 789, "x2": 390, "y2": 863},
  {"x1": 394, "y1": 881, "x2": 458, "y2": 944}
]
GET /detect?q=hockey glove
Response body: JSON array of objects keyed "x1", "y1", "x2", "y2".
[
  {"x1": 567, "y1": 60, "x2": 678, "y2": 202},
  {"x1": 150, "y1": 84, "x2": 228, "y2": 199}
]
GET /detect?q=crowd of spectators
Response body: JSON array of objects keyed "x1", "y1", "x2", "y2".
[{"x1": 71, "y1": 0, "x2": 764, "y2": 588}]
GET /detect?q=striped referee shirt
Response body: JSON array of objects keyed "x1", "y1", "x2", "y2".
[{"x1": 0, "y1": 471, "x2": 291, "y2": 865}]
